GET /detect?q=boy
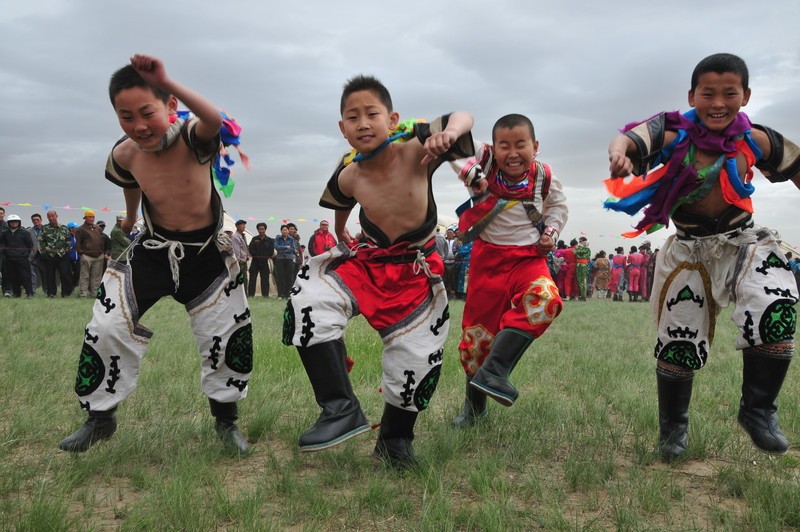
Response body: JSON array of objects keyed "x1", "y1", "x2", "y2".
[
  {"x1": 282, "y1": 74, "x2": 474, "y2": 469},
  {"x1": 449, "y1": 113, "x2": 567, "y2": 426},
  {"x1": 59, "y1": 54, "x2": 252, "y2": 454},
  {"x1": 606, "y1": 53, "x2": 800, "y2": 461}
]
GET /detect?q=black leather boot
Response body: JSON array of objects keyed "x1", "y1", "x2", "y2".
[
  {"x1": 737, "y1": 349, "x2": 791, "y2": 455},
  {"x1": 656, "y1": 369, "x2": 693, "y2": 462},
  {"x1": 470, "y1": 328, "x2": 533, "y2": 406},
  {"x1": 209, "y1": 399, "x2": 249, "y2": 454},
  {"x1": 58, "y1": 407, "x2": 117, "y2": 452},
  {"x1": 452, "y1": 376, "x2": 488, "y2": 428},
  {"x1": 298, "y1": 340, "x2": 370, "y2": 452},
  {"x1": 374, "y1": 403, "x2": 418, "y2": 471}
]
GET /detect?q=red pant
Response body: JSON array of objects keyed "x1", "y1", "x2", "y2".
[{"x1": 459, "y1": 239, "x2": 563, "y2": 376}]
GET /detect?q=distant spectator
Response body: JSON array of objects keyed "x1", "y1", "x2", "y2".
[
  {"x1": 39, "y1": 210, "x2": 74, "y2": 298},
  {"x1": 97, "y1": 220, "x2": 112, "y2": 270},
  {"x1": 75, "y1": 210, "x2": 105, "y2": 297},
  {"x1": 454, "y1": 239, "x2": 472, "y2": 300},
  {"x1": 0, "y1": 214, "x2": 34, "y2": 297},
  {"x1": 28, "y1": 213, "x2": 47, "y2": 295},
  {"x1": 110, "y1": 215, "x2": 131, "y2": 263},
  {"x1": 593, "y1": 250, "x2": 610, "y2": 299},
  {"x1": 274, "y1": 224, "x2": 298, "y2": 298},
  {"x1": 67, "y1": 222, "x2": 81, "y2": 289},
  {"x1": 0, "y1": 206, "x2": 8, "y2": 296},
  {"x1": 247, "y1": 222, "x2": 275, "y2": 297},
  {"x1": 233, "y1": 219, "x2": 250, "y2": 289},
  {"x1": 441, "y1": 228, "x2": 459, "y2": 297},
  {"x1": 307, "y1": 220, "x2": 337, "y2": 257},
  {"x1": 286, "y1": 222, "x2": 302, "y2": 276}
]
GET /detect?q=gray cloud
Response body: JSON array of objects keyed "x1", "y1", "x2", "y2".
[{"x1": 2, "y1": 0, "x2": 799, "y2": 253}]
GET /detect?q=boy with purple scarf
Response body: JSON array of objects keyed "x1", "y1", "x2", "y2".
[{"x1": 606, "y1": 53, "x2": 800, "y2": 462}]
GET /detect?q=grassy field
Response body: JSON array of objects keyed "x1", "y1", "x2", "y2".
[{"x1": 1, "y1": 294, "x2": 799, "y2": 530}]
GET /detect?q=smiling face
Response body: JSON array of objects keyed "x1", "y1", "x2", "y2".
[
  {"x1": 688, "y1": 71, "x2": 750, "y2": 133},
  {"x1": 113, "y1": 86, "x2": 178, "y2": 150},
  {"x1": 338, "y1": 89, "x2": 398, "y2": 154},
  {"x1": 492, "y1": 125, "x2": 539, "y2": 178}
]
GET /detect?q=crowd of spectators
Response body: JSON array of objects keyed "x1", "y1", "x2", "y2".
[
  {"x1": 0, "y1": 207, "x2": 133, "y2": 299},
  {"x1": 5, "y1": 205, "x2": 798, "y2": 304}
]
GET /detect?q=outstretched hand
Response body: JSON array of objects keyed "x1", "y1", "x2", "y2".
[
  {"x1": 608, "y1": 151, "x2": 634, "y2": 178},
  {"x1": 421, "y1": 130, "x2": 457, "y2": 165},
  {"x1": 130, "y1": 54, "x2": 169, "y2": 89}
]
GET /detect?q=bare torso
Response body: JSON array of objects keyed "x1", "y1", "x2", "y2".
[
  {"x1": 665, "y1": 128, "x2": 771, "y2": 219},
  {"x1": 338, "y1": 141, "x2": 431, "y2": 244},
  {"x1": 114, "y1": 137, "x2": 214, "y2": 231}
]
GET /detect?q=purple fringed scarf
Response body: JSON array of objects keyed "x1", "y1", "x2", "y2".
[{"x1": 622, "y1": 110, "x2": 752, "y2": 231}]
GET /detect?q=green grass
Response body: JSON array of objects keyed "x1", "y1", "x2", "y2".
[{"x1": 1, "y1": 295, "x2": 799, "y2": 530}]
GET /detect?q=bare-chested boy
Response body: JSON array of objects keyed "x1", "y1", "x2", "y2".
[
  {"x1": 59, "y1": 54, "x2": 252, "y2": 454},
  {"x1": 283, "y1": 75, "x2": 474, "y2": 469}
]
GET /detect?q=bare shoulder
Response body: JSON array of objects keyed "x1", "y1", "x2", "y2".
[
  {"x1": 112, "y1": 137, "x2": 139, "y2": 168},
  {"x1": 337, "y1": 163, "x2": 357, "y2": 197}
]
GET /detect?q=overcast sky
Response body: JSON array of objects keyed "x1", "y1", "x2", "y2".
[{"x1": 3, "y1": 0, "x2": 799, "y2": 254}]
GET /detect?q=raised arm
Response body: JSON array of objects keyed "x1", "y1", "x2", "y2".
[
  {"x1": 421, "y1": 111, "x2": 474, "y2": 165},
  {"x1": 130, "y1": 54, "x2": 223, "y2": 141}
]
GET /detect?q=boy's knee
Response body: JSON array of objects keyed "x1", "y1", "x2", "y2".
[
  {"x1": 654, "y1": 338, "x2": 707, "y2": 371},
  {"x1": 746, "y1": 341, "x2": 794, "y2": 359},
  {"x1": 656, "y1": 361, "x2": 694, "y2": 380}
]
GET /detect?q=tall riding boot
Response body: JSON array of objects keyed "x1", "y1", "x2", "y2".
[
  {"x1": 452, "y1": 376, "x2": 488, "y2": 428},
  {"x1": 298, "y1": 339, "x2": 370, "y2": 451},
  {"x1": 470, "y1": 328, "x2": 533, "y2": 407},
  {"x1": 58, "y1": 407, "x2": 118, "y2": 452},
  {"x1": 737, "y1": 349, "x2": 792, "y2": 455},
  {"x1": 656, "y1": 368, "x2": 693, "y2": 462},
  {"x1": 374, "y1": 403, "x2": 418, "y2": 471},
  {"x1": 209, "y1": 399, "x2": 249, "y2": 454}
]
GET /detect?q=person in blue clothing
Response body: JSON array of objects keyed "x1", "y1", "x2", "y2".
[{"x1": 274, "y1": 224, "x2": 298, "y2": 298}]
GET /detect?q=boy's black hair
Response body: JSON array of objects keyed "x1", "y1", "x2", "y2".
[
  {"x1": 109, "y1": 65, "x2": 171, "y2": 106},
  {"x1": 340, "y1": 75, "x2": 393, "y2": 114},
  {"x1": 492, "y1": 114, "x2": 536, "y2": 143},
  {"x1": 691, "y1": 53, "x2": 749, "y2": 92}
]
